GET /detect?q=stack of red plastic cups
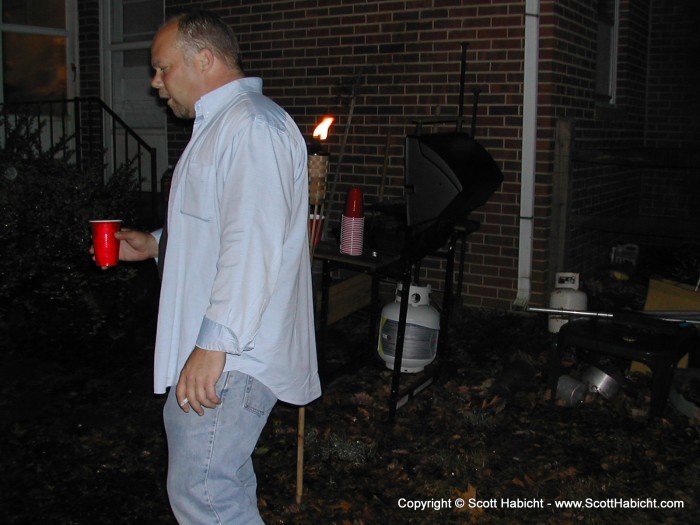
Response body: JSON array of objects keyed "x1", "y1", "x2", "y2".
[{"x1": 340, "y1": 187, "x2": 364, "y2": 256}]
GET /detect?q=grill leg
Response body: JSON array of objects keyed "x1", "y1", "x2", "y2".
[{"x1": 388, "y1": 268, "x2": 412, "y2": 422}]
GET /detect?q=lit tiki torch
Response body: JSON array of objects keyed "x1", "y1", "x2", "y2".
[
  {"x1": 307, "y1": 116, "x2": 334, "y2": 255},
  {"x1": 297, "y1": 116, "x2": 334, "y2": 505}
]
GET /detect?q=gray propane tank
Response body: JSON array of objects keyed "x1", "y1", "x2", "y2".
[
  {"x1": 548, "y1": 272, "x2": 587, "y2": 333},
  {"x1": 377, "y1": 283, "x2": 440, "y2": 373}
]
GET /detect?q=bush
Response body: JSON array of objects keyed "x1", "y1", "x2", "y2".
[{"x1": 0, "y1": 116, "x2": 153, "y2": 352}]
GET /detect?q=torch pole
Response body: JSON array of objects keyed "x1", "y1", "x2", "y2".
[
  {"x1": 309, "y1": 203, "x2": 319, "y2": 254},
  {"x1": 297, "y1": 149, "x2": 330, "y2": 504},
  {"x1": 296, "y1": 406, "x2": 305, "y2": 504},
  {"x1": 308, "y1": 152, "x2": 329, "y2": 255}
]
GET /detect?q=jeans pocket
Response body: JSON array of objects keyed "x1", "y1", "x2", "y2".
[
  {"x1": 242, "y1": 374, "x2": 276, "y2": 417},
  {"x1": 215, "y1": 371, "x2": 229, "y2": 399}
]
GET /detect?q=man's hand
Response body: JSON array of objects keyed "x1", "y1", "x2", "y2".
[
  {"x1": 90, "y1": 229, "x2": 159, "y2": 268},
  {"x1": 175, "y1": 347, "x2": 226, "y2": 416},
  {"x1": 115, "y1": 229, "x2": 159, "y2": 262}
]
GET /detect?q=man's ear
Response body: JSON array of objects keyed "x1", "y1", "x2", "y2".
[{"x1": 196, "y1": 48, "x2": 215, "y2": 72}]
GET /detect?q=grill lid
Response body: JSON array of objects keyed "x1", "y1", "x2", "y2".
[{"x1": 405, "y1": 131, "x2": 503, "y2": 227}]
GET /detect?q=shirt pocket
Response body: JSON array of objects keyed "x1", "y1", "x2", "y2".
[{"x1": 180, "y1": 164, "x2": 215, "y2": 221}]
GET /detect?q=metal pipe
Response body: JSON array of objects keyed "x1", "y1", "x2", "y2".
[
  {"x1": 527, "y1": 306, "x2": 613, "y2": 318},
  {"x1": 457, "y1": 42, "x2": 469, "y2": 132},
  {"x1": 470, "y1": 88, "x2": 481, "y2": 137},
  {"x1": 527, "y1": 306, "x2": 700, "y2": 325},
  {"x1": 513, "y1": 0, "x2": 541, "y2": 309}
]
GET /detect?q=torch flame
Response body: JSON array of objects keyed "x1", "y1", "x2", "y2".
[{"x1": 313, "y1": 117, "x2": 335, "y2": 141}]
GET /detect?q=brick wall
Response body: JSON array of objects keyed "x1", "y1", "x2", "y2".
[
  {"x1": 646, "y1": 0, "x2": 700, "y2": 148},
  {"x1": 540, "y1": 0, "x2": 657, "y2": 277},
  {"x1": 164, "y1": 0, "x2": 530, "y2": 309},
  {"x1": 553, "y1": 0, "x2": 700, "y2": 277},
  {"x1": 573, "y1": 0, "x2": 650, "y2": 275},
  {"x1": 638, "y1": 0, "x2": 700, "y2": 227},
  {"x1": 77, "y1": 0, "x2": 100, "y2": 98},
  {"x1": 153, "y1": 0, "x2": 697, "y2": 309},
  {"x1": 76, "y1": 0, "x2": 104, "y2": 171}
]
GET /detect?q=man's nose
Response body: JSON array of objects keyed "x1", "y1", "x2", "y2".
[{"x1": 151, "y1": 71, "x2": 162, "y2": 89}]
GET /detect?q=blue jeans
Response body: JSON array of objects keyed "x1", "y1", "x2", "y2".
[{"x1": 163, "y1": 370, "x2": 277, "y2": 524}]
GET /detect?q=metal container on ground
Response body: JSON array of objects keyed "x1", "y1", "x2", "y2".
[{"x1": 377, "y1": 284, "x2": 440, "y2": 373}]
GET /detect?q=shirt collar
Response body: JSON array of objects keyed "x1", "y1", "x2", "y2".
[{"x1": 193, "y1": 77, "x2": 263, "y2": 130}]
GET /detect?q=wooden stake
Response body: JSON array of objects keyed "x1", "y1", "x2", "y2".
[
  {"x1": 295, "y1": 406, "x2": 305, "y2": 504},
  {"x1": 309, "y1": 203, "x2": 320, "y2": 253}
]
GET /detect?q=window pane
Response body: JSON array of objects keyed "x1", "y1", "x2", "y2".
[
  {"x1": 123, "y1": 48, "x2": 150, "y2": 68},
  {"x1": 3, "y1": 32, "x2": 67, "y2": 102},
  {"x1": 3, "y1": 0, "x2": 65, "y2": 29},
  {"x1": 121, "y1": 0, "x2": 162, "y2": 42}
]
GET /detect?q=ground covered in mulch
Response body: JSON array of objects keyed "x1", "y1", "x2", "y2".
[{"x1": 3, "y1": 261, "x2": 700, "y2": 525}]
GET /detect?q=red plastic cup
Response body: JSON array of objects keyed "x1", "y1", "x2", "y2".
[
  {"x1": 344, "y1": 187, "x2": 364, "y2": 218},
  {"x1": 91, "y1": 220, "x2": 122, "y2": 267},
  {"x1": 340, "y1": 215, "x2": 364, "y2": 255}
]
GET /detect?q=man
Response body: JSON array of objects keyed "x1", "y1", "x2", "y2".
[{"x1": 106, "y1": 11, "x2": 321, "y2": 524}]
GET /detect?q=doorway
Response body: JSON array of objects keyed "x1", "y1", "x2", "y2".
[{"x1": 102, "y1": 0, "x2": 167, "y2": 192}]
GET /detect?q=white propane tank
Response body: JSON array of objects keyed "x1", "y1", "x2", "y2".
[
  {"x1": 548, "y1": 272, "x2": 587, "y2": 333},
  {"x1": 377, "y1": 284, "x2": 440, "y2": 373}
]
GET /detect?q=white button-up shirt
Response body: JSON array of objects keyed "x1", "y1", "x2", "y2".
[{"x1": 153, "y1": 77, "x2": 321, "y2": 406}]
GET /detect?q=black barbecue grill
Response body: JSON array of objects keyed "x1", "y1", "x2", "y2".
[
  {"x1": 316, "y1": 43, "x2": 504, "y2": 421},
  {"x1": 345, "y1": 120, "x2": 504, "y2": 421},
  {"x1": 368, "y1": 43, "x2": 503, "y2": 264},
  {"x1": 366, "y1": 123, "x2": 503, "y2": 265}
]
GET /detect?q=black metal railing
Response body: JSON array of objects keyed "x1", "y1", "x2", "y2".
[{"x1": 0, "y1": 97, "x2": 159, "y2": 226}]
